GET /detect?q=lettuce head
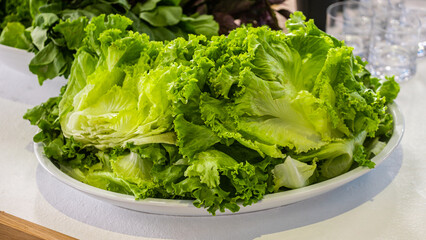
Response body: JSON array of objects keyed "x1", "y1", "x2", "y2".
[{"x1": 24, "y1": 12, "x2": 399, "y2": 215}]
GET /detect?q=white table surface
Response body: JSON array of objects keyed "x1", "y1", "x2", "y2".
[{"x1": 1, "y1": 11, "x2": 426, "y2": 240}]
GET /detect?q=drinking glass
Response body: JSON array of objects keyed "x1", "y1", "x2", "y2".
[
  {"x1": 326, "y1": 1, "x2": 372, "y2": 59},
  {"x1": 411, "y1": 8, "x2": 426, "y2": 57},
  {"x1": 367, "y1": 10, "x2": 421, "y2": 82}
]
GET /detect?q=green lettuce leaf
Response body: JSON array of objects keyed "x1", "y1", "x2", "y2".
[
  {"x1": 179, "y1": 14, "x2": 219, "y2": 37},
  {"x1": 1, "y1": 0, "x2": 32, "y2": 31},
  {"x1": 29, "y1": 42, "x2": 69, "y2": 85},
  {"x1": 173, "y1": 149, "x2": 270, "y2": 214},
  {"x1": 295, "y1": 131, "x2": 369, "y2": 179},
  {"x1": 272, "y1": 156, "x2": 317, "y2": 190},
  {"x1": 53, "y1": 17, "x2": 89, "y2": 50},
  {"x1": 0, "y1": 22, "x2": 32, "y2": 50},
  {"x1": 139, "y1": 6, "x2": 182, "y2": 27}
]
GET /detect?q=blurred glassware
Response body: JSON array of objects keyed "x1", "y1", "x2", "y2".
[
  {"x1": 409, "y1": 8, "x2": 426, "y2": 57},
  {"x1": 326, "y1": 1, "x2": 373, "y2": 59},
  {"x1": 359, "y1": 0, "x2": 406, "y2": 11},
  {"x1": 367, "y1": 9, "x2": 421, "y2": 82},
  {"x1": 360, "y1": 0, "x2": 405, "y2": 28}
]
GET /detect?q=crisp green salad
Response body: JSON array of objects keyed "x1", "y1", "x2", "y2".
[{"x1": 24, "y1": 12, "x2": 399, "y2": 215}]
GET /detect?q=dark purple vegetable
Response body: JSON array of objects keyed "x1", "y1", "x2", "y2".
[{"x1": 181, "y1": 0, "x2": 288, "y2": 35}]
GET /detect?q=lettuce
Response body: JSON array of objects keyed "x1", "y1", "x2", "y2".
[
  {"x1": 0, "y1": 0, "x2": 32, "y2": 31},
  {"x1": 24, "y1": 12, "x2": 399, "y2": 215},
  {"x1": 0, "y1": 22, "x2": 32, "y2": 50},
  {"x1": 272, "y1": 156, "x2": 317, "y2": 190},
  {"x1": 1, "y1": 0, "x2": 219, "y2": 85}
]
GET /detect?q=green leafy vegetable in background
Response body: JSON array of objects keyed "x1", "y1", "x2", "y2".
[
  {"x1": 0, "y1": 0, "x2": 220, "y2": 84},
  {"x1": 0, "y1": 0, "x2": 32, "y2": 31},
  {"x1": 0, "y1": 0, "x2": 33, "y2": 50},
  {"x1": 0, "y1": 22, "x2": 32, "y2": 49},
  {"x1": 24, "y1": 12, "x2": 399, "y2": 215}
]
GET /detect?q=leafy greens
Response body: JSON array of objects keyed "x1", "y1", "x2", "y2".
[
  {"x1": 0, "y1": 0, "x2": 219, "y2": 84},
  {"x1": 24, "y1": 12, "x2": 400, "y2": 215}
]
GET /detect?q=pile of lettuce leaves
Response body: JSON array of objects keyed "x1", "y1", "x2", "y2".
[{"x1": 24, "y1": 12, "x2": 399, "y2": 215}]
